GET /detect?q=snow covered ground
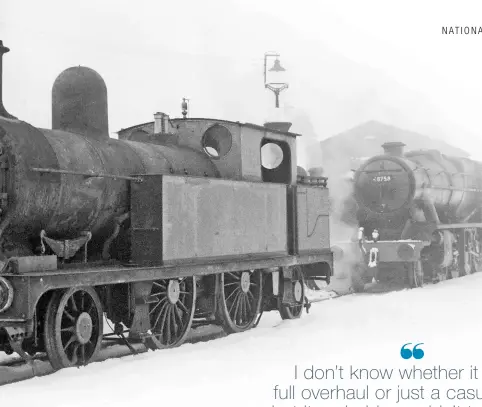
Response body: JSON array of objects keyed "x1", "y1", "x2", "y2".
[{"x1": 1, "y1": 274, "x2": 482, "y2": 407}]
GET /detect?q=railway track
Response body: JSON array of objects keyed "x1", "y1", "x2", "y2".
[{"x1": 0, "y1": 324, "x2": 228, "y2": 387}]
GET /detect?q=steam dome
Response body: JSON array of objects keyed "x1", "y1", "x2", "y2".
[{"x1": 52, "y1": 66, "x2": 109, "y2": 142}]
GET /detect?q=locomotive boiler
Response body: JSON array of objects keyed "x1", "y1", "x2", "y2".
[
  {"x1": 351, "y1": 141, "x2": 482, "y2": 290},
  {"x1": 0, "y1": 65, "x2": 218, "y2": 261},
  {"x1": 0, "y1": 40, "x2": 333, "y2": 370}
]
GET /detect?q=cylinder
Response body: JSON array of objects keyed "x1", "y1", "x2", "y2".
[{"x1": 52, "y1": 66, "x2": 109, "y2": 142}]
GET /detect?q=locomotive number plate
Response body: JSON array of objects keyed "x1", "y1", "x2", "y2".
[{"x1": 372, "y1": 175, "x2": 392, "y2": 182}]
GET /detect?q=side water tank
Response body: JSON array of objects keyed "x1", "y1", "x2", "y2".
[{"x1": 52, "y1": 66, "x2": 109, "y2": 142}]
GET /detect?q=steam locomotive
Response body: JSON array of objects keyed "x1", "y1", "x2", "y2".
[
  {"x1": 0, "y1": 41, "x2": 333, "y2": 370},
  {"x1": 351, "y1": 141, "x2": 482, "y2": 291}
]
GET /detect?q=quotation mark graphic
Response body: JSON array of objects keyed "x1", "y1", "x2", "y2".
[{"x1": 400, "y1": 343, "x2": 424, "y2": 360}]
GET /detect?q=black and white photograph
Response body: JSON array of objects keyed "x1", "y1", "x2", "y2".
[{"x1": 1, "y1": 1, "x2": 482, "y2": 406}]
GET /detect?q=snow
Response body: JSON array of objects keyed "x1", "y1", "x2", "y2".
[{"x1": 1, "y1": 274, "x2": 482, "y2": 407}]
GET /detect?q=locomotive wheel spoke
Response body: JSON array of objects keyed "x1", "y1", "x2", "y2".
[
  {"x1": 216, "y1": 270, "x2": 263, "y2": 334},
  {"x1": 63, "y1": 309, "x2": 76, "y2": 322},
  {"x1": 44, "y1": 287, "x2": 103, "y2": 370},
  {"x1": 225, "y1": 288, "x2": 239, "y2": 303},
  {"x1": 60, "y1": 326, "x2": 76, "y2": 333},
  {"x1": 145, "y1": 277, "x2": 196, "y2": 350},
  {"x1": 278, "y1": 267, "x2": 305, "y2": 320},
  {"x1": 149, "y1": 297, "x2": 167, "y2": 315},
  {"x1": 177, "y1": 300, "x2": 189, "y2": 314},
  {"x1": 69, "y1": 296, "x2": 78, "y2": 313}
]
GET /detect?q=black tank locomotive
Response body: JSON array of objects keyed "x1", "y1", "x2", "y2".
[{"x1": 0, "y1": 41, "x2": 333, "y2": 369}]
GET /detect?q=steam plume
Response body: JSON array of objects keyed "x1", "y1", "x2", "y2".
[{"x1": 303, "y1": 138, "x2": 361, "y2": 282}]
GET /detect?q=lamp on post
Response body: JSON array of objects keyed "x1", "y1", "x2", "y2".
[{"x1": 264, "y1": 52, "x2": 288, "y2": 108}]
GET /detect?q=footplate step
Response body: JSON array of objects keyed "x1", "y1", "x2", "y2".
[{"x1": 5, "y1": 327, "x2": 36, "y2": 374}]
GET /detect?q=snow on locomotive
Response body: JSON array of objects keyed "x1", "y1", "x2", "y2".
[
  {"x1": 351, "y1": 141, "x2": 482, "y2": 291},
  {"x1": 0, "y1": 41, "x2": 333, "y2": 369}
]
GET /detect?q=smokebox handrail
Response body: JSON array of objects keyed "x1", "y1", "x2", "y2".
[{"x1": 31, "y1": 168, "x2": 143, "y2": 183}]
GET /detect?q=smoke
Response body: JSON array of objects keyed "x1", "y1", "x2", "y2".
[
  {"x1": 304, "y1": 140, "x2": 357, "y2": 233},
  {"x1": 303, "y1": 139, "x2": 362, "y2": 281},
  {"x1": 287, "y1": 110, "x2": 363, "y2": 285}
]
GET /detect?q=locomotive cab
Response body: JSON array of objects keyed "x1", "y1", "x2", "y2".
[{"x1": 119, "y1": 116, "x2": 299, "y2": 185}]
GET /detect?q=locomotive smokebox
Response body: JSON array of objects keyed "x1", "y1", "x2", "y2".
[
  {"x1": 52, "y1": 66, "x2": 109, "y2": 142},
  {"x1": 382, "y1": 141, "x2": 405, "y2": 157}
]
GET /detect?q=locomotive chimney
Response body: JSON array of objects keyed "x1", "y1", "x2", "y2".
[
  {"x1": 382, "y1": 141, "x2": 406, "y2": 157},
  {"x1": 0, "y1": 41, "x2": 16, "y2": 119},
  {"x1": 52, "y1": 66, "x2": 109, "y2": 142}
]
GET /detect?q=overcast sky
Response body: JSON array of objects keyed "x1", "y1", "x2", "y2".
[
  {"x1": 2, "y1": 0, "x2": 482, "y2": 156},
  {"x1": 237, "y1": 0, "x2": 482, "y2": 140}
]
